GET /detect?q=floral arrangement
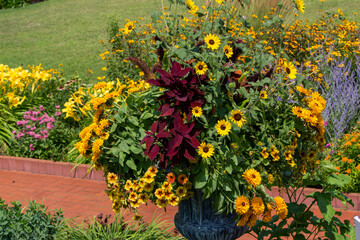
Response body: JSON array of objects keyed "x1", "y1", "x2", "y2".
[{"x1": 73, "y1": 0, "x2": 355, "y2": 237}]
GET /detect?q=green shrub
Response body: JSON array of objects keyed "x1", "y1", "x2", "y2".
[
  {"x1": 58, "y1": 211, "x2": 184, "y2": 240},
  {"x1": 0, "y1": 0, "x2": 32, "y2": 9},
  {"x1": 0, "y1": 198, "x2": 64, "y2": 240}
]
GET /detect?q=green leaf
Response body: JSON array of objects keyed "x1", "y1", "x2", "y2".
[
  {"x1": 119, "y1": 141, "x2": 130, "y2": 154},
  {"x1": 110, "y1": 123, "x2": 118, "y2": 133},
  {"x1": 314, "y1": 192, "x2": 335, "y2": 222},
  {"x1": 128, "y1": 116, "x2": 139, "y2": 126},
  {"x1": 193, "y1": 169, "x2": 208, "y2": 189},
  {"x1": 174, "y1": 48, "x2": 188, "y2": 60},
  {"x1": 126, "y1": 159, "x2": 137, "y2": 170},
  {"x1": 327, "y1": 173, "x2": 351, "y2": 187},
  {"x1": 140, "y1": 111, "x2": 153, "y2": 120},
  {"x1": 130, "y1": 145, "x2": 143, "y2": 154}
]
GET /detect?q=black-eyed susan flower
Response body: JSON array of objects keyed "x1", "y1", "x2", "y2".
[
  {"x1": 243, "y1": 168, "x2": 262, "y2": 187},
  {"x1": 123, "y1": 22, "x2": 135, "y2": 35},
  {"x1": 229, "y1": 109, "x2": 246, "y2": 127},
  {"x1": 223, "y1": 45, "x2": 233, "y2": 58},
  {"x1": 198, "y1": 142, "x2": 214, "y2": 158},
  {"x1": 215, "y1": 119, "x2": 231, "y2": 136},
  {"x1": 283, "y1": 61, "x2": 297, "y2": 79},
  {"x1": 260, "y1": 91, "x2": 268, "y2": 99},
  {"x1": 204, "y1": 33, "x2": 221, "y2": 50},
  {"x1": 192, "y1": 106, "x2": 203, "y2": 117},
  {"x1": 195, "y1": 61, "x2": 208, "y2": 75},
  {"x1": 234, "y1": 195, "x2": 250, "y2": 214}
]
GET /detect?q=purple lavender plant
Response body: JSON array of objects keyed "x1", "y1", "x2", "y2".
[{"x1": 316, "y1": 57, "x2": 360, "y2": 143}]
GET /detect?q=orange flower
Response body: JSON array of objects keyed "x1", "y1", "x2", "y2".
[
  {"x1": 177, "y1": 174, "x2": 188, "y2": 185},
  {"x1": 166, "y1": 172, "x2": 176, "y2": 184}
]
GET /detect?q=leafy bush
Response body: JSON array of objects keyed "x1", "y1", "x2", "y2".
[
  {"x1": 0, "y1": 198, "x2": 64, "y2": 240},
  {"x1": 58, "y1": 211, "x2": 184, "y2": 240}
]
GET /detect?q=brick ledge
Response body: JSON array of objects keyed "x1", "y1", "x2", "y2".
[{"x1": 0, "y1": 155, "x2": 104, "y2": 181}]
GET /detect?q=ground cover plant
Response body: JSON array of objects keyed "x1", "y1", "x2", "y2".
[{"x1": 0, "y1": 198, "x2": 64, "y2": 240}]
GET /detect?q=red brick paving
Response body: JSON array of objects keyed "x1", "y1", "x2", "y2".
[{"x1": 0, "y1": 169, "x2": 359, "y2": 240}]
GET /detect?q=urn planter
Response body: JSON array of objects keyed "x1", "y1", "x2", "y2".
[{"x1": 174, "y1": 190, "x2": 248, "y2": 240}]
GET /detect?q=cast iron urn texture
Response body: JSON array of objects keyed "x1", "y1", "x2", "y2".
[{"x1": 174, "y1": 190, "x2": 248, "y2": 240}]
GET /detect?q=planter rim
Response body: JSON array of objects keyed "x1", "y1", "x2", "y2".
[{"x1": 0, "y1": 155, "x2": 104, "y2": 181}]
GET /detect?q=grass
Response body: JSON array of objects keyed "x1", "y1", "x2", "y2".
[
  {"x1": 0, "y1": 0, "x2": 359, "y2": 81},
  {"x1": 0, "y1": 0, "x2": 160, "y2": 80}
]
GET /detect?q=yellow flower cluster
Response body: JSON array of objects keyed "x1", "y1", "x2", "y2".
[
  {"x1": 292, "y1": 86, "x2": 326, "y2": 134},
  {"x1": 235, "y1": 195, "x2": 288, "y2": 227},
  {"x1": 0, "y1": 64, "x2": 53, "y2": 108}
]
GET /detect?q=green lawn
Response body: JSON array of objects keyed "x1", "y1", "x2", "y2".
[
  {"x1": 0, "y1": 0, "x2": 358, "y2": 80},
  {"x1": 0, "y1": 0, "x2": 159, "y2": 80}
]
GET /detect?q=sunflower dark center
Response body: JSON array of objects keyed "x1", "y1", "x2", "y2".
[
  {"x1": 198, "y1": 65, "x2": 203, "y2": 70},
  {"x1": 220, "y1": 124, "x2": 226, "y2": 130},
  {"x1": 128, "y1": 26, "x2": 132, "y2": 30},
  {"x1": 252, "y1": 174, "x2": 256, "y2": 178},
  {"x1": 285, "y1": 67, "x2": 291, "y2": 74},
  {"x1": 203, "y1": 147, "x2": 209, "y2": 153},
  {"x1": 225, "y1": 49, "x2": 229, "y2": 54},
  {"x1": 234, "y1": 113, "x2": 242, "y2": 121},
  {"x1": 195, "y1": 110, "x2": 199, "y2": 113},
  {"x1": 242, "y1": 202, "x2": 246, "y2": 206},
  {"x1": 209, "y1": 39, "x2": 215, "y2": 45}
]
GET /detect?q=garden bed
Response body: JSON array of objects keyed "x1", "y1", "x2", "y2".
[{"x1": 0, "y1": 155, "x2": 104, "y2": 181}]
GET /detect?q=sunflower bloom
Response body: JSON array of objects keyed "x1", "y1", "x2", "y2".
[
  {"x1": 243, "y1": 168, "x2": 262, "y2": 187},
  {"x1": 204, "y1": 33, "x2": 221, "y2": 50},
  {"x1": 283, "y1": 61, "x2": 297, "y2": 79},
  {"x1": 192, "y1": 106, "x2": 203, "y2": 117},
  {"x1": 195, "y1": 61, "x2": 208, "y2": 75},
  {"x1": 198, "y1": 142, "x2": 215, "y2": 158},
  {"x1": 274, "y1": 196, "x2": 288, "y2": 219},
  {"x1": 229, "y1": 109, "x2": 246, "y2": 127},
  {"x1": 263, "y1": 203, "x2": 273, "y2": 223},
  {"x1": 261, "y1": 148, "x2": 269, "y2": 159},
  {"x1": 223, "y1": 45, "x2": 233, "y2": 58},
  {"x1": 235, "y1": 195, "x2": 250, "y2": 215},
  {"x1": 295, "y1": 0, "x2": 305, "y2": 14},
  {"x1": 215, "y1": 119, "x2": 231, "y2": 136}
]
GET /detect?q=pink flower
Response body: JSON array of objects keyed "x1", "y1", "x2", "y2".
[
  {"x1": 324, "y1": 121, "x2": 328, "y2": 127},
  {"x1": 46, "y1": 122, "x2": 54, "y2": 130},
  {"x1": 39, "y1": 105, "x2": 45, "y2": 111},
  {"x1": 56, "y1": 105, "x2": 60, "y2": 109},
  {"x1": 29, "y1": 144, "x2": 35, "y2": 151},
  {"x1": 34, "y1": 134, "x2": 41, "y2": 139},
  {"x1": 324, "y1": 143, "x2": 332, "y2": 148},
  {"x1": 330, "y1": 150, "x2": 334, "y2": 154},
  {"x1": 55, "y1": 111, "x2": 61, "y2": 116}
]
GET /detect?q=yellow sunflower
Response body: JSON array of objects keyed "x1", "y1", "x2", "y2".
[
  {"x1": 215, "y1": 119, "x2": 231, "y2": 136},
  {"x1": 215, "y1": 0, "x2": 223, "y2": 4},
  {"x1": 229, "y1": 109, "x2": 246, "y2": 127},
  {"x1": 243, "y1": 168, "x2": 262, "y2": 187},
  {"x1": 260, "y1": 148, "x2": 269, "y2": 159},
  {"x1": 283, "y1": 61, "x2": 297, "y2": 79},
  {"x1": 195, "y1": 61, "x2": 208, "y2": 75},
  {"x1": 198, "y1": 142, "x2": 215, "y2": 158},
  {"x1": 123, "y1": 22, "x2": 135, "y2": 35},
  {"x1": 223, "y1": 45, "x2": 233, "y2": 58},
  {"x1": 295, "y1": 0, "x2": 305, "y2": 14},
  {"x1": 204, "y1": 33, "x2": 221, "y2": 50},
  {"x1": 192, "y1": 106, "x2": 203, "y2": 117}
]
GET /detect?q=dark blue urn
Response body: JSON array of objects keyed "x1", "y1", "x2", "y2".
[{"x1": 174, "y1": 190, "x2": 248, "y2": 240}]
